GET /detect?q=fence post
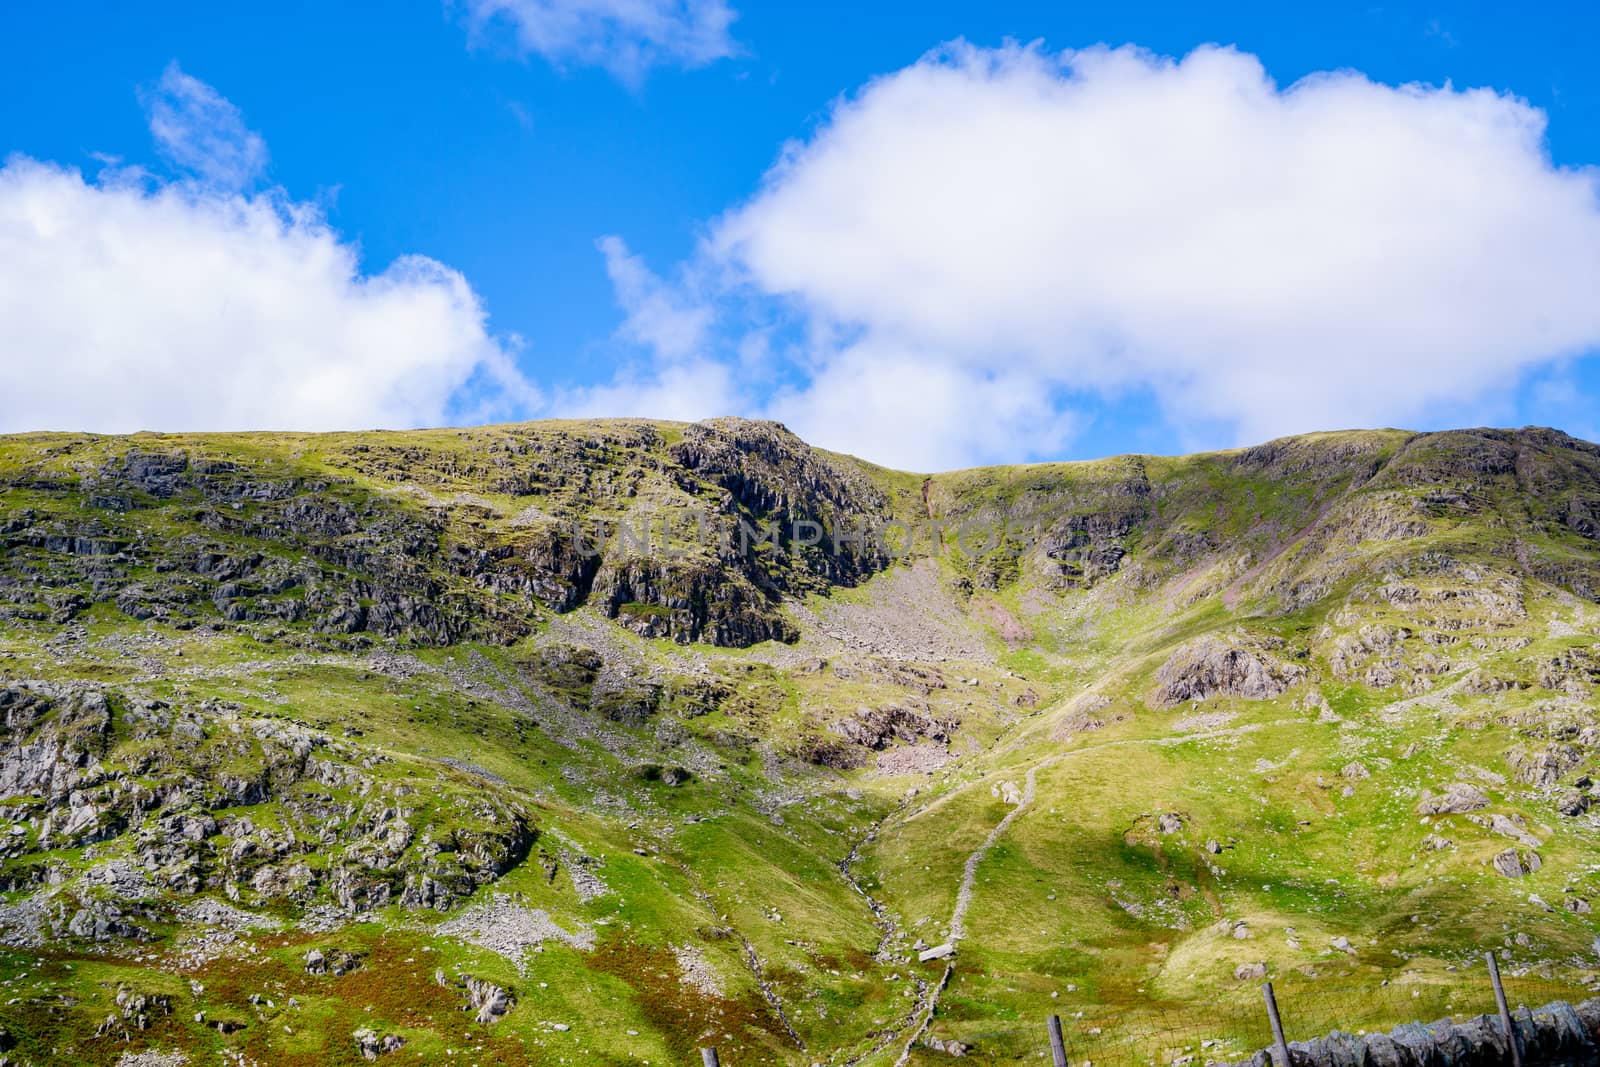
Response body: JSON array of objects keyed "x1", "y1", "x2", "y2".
[
  {"x1": 1262, "y1": 981, "x2": 1293, "y2": 1067},
  {"x1": 1046, "y1": 1013, "x2": 1069, "y2": 1067},
  {"x1": 701, "y1": 1048, "x2": 721, "y2": 1067},
  {"x1": 1486, "y1": 950, "x2": 1523, "y2": 1067}
]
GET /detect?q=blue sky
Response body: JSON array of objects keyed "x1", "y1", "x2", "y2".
[{"x1": 4, "y1": 2, "x2": 1600, "y2": 469}]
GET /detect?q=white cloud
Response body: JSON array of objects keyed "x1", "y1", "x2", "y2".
[
  {"x1": 767, "y1": 341, "x2": 1078, "y2": 471},
  {"x1": 709, "y1": 41, "x2": 1600, "y2": 461},
  {"x1": 599, "y1": 235, "x2": 712, "y2": 360},
  {"x1": 553, "y1": 356, "x2": 742, "y2": 422},
  {"x1": 0, "y1": 114, "x2": 535, "y2": 434},
  {"x1": 461, "y1": 0, "x2": 737, "y2": 82},
  {"x1": 142, "y1": 62, "x2": 269, "y2": 189},
  {"x1": 554, "y1": 237, "x2": 740, "y2": 420}
]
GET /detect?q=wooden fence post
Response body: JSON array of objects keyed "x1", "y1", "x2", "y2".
[
  {"x1": 1046, "y1": 1013, "x2": 1069, "y2": 1067},
  {"x1": 1486, "y1": 950, "x2": 1523, "y2": 1067},
  {"x1": 1262, "y1": 981, "x2": 1293, "y2": 1067},
  {"x1": 701, "y1": 1047, "x2": 721, "y2": 1067}
]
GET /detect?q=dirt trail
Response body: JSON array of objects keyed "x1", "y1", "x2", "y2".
[{"x1": 876, "y1": 717, "x2": 1294, "y2": 1066}]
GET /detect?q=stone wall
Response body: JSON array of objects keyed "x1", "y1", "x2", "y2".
[{"x1": 1225, "y1": 998, "x2": 1600, "y2": 1067}]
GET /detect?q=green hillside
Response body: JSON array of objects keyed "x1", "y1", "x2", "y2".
[{"x1": 1, "y1": 419, "x2": 1599, "y2": 1066}]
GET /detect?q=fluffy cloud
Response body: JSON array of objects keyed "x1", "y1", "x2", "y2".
[
  {"x1": 767, "y1": 341, "x2": 1078, "y2": 471},
  {"x1": 551, "y1": 237, "x2": 741, "y2": 421},
  {"x1": 142, "y1": 62, "x2": 268, "y2": 189},
  {"x1": 598, "y1": 235, "x2": 712, "y2": 360},
  {"x1": 0, "y1": 72, "x2": 534, "y2": 435},
  {"x1": 460, "y1": 0, "x2": 738, "y2": 82},
  {"x1": 553, "y1": 357, "x2": 743, "y2": 422},
  {"x1": 709, "y1": 42, "x2": 1600, "y2": 461}
]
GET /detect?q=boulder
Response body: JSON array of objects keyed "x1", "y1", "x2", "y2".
[
  {"x1": 462, "y1": 976, "x2": 515, "y2": 1025},
  {"x1": 1558, "y1": 789, "x2": 1590, "y2": 817},
  {"x1": 1416, "y1": 783, "x2": 1490, "y2": 815},
  {"x1": 1492, "y1": 848, "x2": 1542, "y2": 878},
  {"x1": 353, "y1": 1028, "x2": 406, "y2": 1060},
  {"x1": 923, "y1": 1034, "x2": 971, "y2": 1057}
]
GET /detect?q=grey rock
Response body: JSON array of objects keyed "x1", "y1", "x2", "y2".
[
  {"x1": 922, "y1": 1034, "x2": 970, "y2": 1057},
  {"x1": 462, "y1": 975, "x2": 515, "y2": 1025},
  {"x1": 1416, "y1": 783, "x2": 1490, "y2": 815},
  {"x1": 1558, "y1": 789, "x2": 1590, "y2": 817},
  {"x1": 1151, "y1": 635, "x2": 1306, "y2": 707},
  {"x1": 1492, "y1": 848, "x2": 1541, "y2": 878}
]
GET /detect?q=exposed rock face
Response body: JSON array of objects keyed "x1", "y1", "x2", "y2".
[
  {"x1": 1558, "y1": 789, "x2": 1591, "y2": 817},
  {"x1": 1151, "y1": 635, "x2": 1306, "y2": 707},
  {"x1": 1028, "y1": 458, "x2": 1151, "y2": 589},
  {"x1": 0, "y1": 418, "x2": 899, "y2": 650},
  {"x1": 594, "y1": 555, "x2": 797, "y2": 646},
  {"x1": 668, "y1": 418, "x2": 895, "y2": 591}
]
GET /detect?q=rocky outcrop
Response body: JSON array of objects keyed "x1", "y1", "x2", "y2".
[
  {"x1": 828, "y1": 705, "x2": 956, "y2": 751},
  {"x1": 0, "y1": 681, "x2": 538, "y2": 944},
  {"x1": 1151, "y1": 634, "x2": 1306, "y2": 707},
  {"x1": 669, "y1": 417, "x2": 895, "y2": 593},
  {"x1": 1508, "y1": 743, "x2": 1588, "y2": 789},
  {"x1": 594, "y1": 555, "x2": 797, "y2": 646},
  {"x1": 0, "y1": 419, "x2": 896, "y2": 650}
]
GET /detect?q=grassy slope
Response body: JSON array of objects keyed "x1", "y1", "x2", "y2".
[{"x1": 1, "y1": 422, "x2": 1599, "y2": 1066}]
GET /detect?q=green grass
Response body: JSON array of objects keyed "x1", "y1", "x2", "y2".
[{"x1": 5, "y1": 421, "x2": 1600, "y2": 1063}]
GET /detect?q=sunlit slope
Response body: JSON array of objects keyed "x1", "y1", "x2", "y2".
[{"x1": 0, "y1": 421, "x2": 1598, "y2": 1065}]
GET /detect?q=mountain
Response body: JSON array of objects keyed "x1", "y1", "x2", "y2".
[{"x1": 2, "y1": 419, "x2": 1600, "y2": 1066}]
